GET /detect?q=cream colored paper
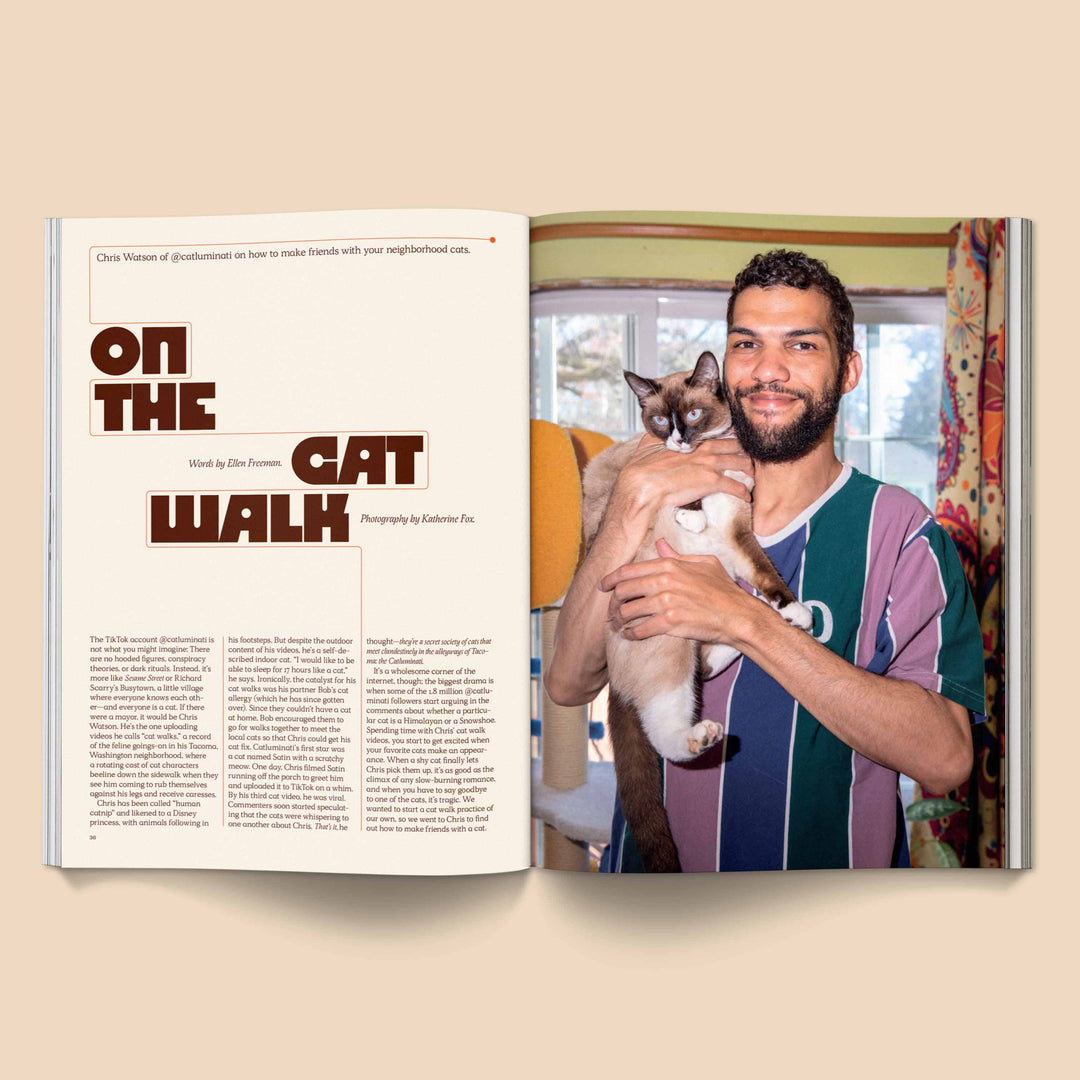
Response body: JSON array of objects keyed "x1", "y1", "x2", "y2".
[{"x1": 57, "y1": 209, "x2": 530, "y2": 874}]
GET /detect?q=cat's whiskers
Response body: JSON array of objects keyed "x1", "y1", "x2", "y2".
[{"x1": 638, "y1": 442, "x2": 668, "y2": 459}]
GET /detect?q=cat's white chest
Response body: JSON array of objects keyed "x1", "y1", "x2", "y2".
[{"x1": 657, "y1": 491, "x2": 745, "y2": 572}]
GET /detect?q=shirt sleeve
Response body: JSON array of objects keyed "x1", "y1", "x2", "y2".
[{"x1": 868, "y1": 518, "x2": 987, "y2": 717}]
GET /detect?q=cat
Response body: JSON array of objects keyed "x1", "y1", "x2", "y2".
[{"x1": 581, "y1": 350, "x2": 812, "y2": 871}]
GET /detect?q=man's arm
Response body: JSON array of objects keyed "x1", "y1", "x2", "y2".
[
  {"x1": 602, "y1": 541, "x2": 973, "y2": 794},
  {"x1": 542, "y1": 502, "x2": 648, "y2": 707},
  {"x1": 543, "y1": 437, "x2": 755, "y2": 707}
]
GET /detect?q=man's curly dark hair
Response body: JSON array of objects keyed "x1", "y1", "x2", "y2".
[{"x1": 726, "y1": 249, "x2": 855, "y2": 360}]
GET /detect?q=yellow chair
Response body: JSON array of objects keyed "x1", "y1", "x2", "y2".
[{"x1": 529, "y1": 420, "x2": 614, "y2": 608}]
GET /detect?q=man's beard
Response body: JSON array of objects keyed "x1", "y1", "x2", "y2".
[{"x1": 725, "y1": 368, "x2": 844, "y2": 464}]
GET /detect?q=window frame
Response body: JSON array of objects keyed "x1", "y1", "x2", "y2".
[{"x1": 530, "y1": 286, "x2": 948, "y2": 812}]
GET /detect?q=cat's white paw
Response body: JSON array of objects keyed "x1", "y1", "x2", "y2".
[
  {"x1": 675, "y1": 508, "x2": 706, "y2": 533},
  {"x1": 723, "y1": 468, "x2": 756, "y2": 493},
  {"x1": 701, "y1": 643, "x2": 740, "y2": 678},
  {"x1": 777, "y1": 600, "x2": 813, "y2": 631},
  {"x1": 686, "y1": 719, "x2": 722, "y2": 757}
]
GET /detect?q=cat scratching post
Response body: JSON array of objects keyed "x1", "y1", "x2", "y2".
[
  {"x1": 542, "y1": 823, "x2": 590, "y2": 872},
  {"x1": 540, "y1": 608, "x2": 588, "y2": 790}
]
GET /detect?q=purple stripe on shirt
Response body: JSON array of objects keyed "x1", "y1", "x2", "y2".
[
  {"x1": 857, "y1": 487, "x2": 925, "y2": 670},
  {"x1": 884, "y1": 533, "x2": 949, "y2": 695},
  {"x1": 663, "y1": 659, "x2": 741, "y2": 872},
  {"x1": 850, "y1": 487, "x2": 930, "y2": 867},
  {"x1": 850, "y1": 751, "x2": 899, "y2": 868}
]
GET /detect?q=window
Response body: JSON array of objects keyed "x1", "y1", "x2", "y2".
[
  {"x1": 838, "y1": 299, "x2": 945, "y2": 510},
  {"x1": 531, "y1": 287, "x2": 945, "y2": 501}
]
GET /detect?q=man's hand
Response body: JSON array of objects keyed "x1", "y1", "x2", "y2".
[
  {"x1": 611, "y1": 435, "x2": 754, "y2": 523},
  {"x1": 601, "y1": 540, "x2": 972, "y2": 794},
  {"x1": 601, "y1": 537, "x2": 759, "y2": 646},
  {"x1": 545, "y1": 436, "x2": 754, "y2": 707}
]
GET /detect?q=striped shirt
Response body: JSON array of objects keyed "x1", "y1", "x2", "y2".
[{"x1": 608, "y1": 465, "x2": 986, "y2": 873}]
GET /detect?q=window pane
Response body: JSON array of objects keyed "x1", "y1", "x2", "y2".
[
  {"x1": 554, "y1": 314, "x2": 627, "y2": 434},
  {"x1": 878, "y1": 324, "x2": 943, "y2": 438},
  {"x1": 530, "y1": 318, "x2": 542, "y2": 419},
  {"x1": 883, "y1": 439, "x2": 938, "y2": 508},
  {"x1": 835, "y1": 438, "x2": 870, "y2": 474},
  {"x1": 853, "y1": 323, "x2": 868, "y2": 356},
  {"x1": 657, "y1": 318, "x2": 727, "y2": 377}
]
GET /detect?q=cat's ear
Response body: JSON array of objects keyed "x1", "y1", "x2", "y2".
[
  {"x1": 688, "y1": 351, "x2": 721, "y2": 393},
  {"x1": 624, "y1": 371, "x2": 660, "y2": 404}
]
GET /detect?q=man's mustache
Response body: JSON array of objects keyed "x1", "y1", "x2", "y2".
[{"x1": 733, "y1": 383, "x2": 811, "y2": 404}]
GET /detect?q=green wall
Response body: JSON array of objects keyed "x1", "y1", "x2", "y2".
[{"x1": 529, "y1": 210, "x2": 959, "y2": 291}]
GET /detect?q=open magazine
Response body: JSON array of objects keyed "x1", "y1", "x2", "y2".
[{"x1": 43, "y1": 208, "x2": 1031, "y2": 874}]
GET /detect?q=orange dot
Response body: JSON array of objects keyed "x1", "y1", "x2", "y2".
[
  {"x1": 962, "y1": 480, "x2": 969, "y2": 489},
  {"x1": 489, "y1": 237, "x2": 496, "y2": 243}
]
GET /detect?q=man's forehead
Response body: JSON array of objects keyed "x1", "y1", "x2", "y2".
[{"x1": 729, "y1": 285, "x2": 832, "y2": 330}]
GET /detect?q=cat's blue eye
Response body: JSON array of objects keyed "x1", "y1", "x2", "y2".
[
  {"x1": 652, "y1": 416, "x2": 669, "y2": 427},
  {"x1": 686, "y1": 408, "x2": 702, "y2": 422}
]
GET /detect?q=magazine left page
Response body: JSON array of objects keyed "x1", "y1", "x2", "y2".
[{"x1": 45, "y1": 208, "x2": 531, "y2": 874}]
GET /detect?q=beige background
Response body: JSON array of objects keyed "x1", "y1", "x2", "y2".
[{"x1": 4, "y1": 2, "x2": 1069, "y2": 1076}]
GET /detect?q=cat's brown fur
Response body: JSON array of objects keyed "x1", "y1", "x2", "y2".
[{"x1": 582, "y1": 351, "x2": 811, "y2": 871}]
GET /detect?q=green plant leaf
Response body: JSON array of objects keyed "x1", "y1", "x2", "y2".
[
  {"x1": 905, "y1": 797, "x2": 964, "y2": 822},
  {"x1": 911, "y1": 839, "x2": 963, "y2": 868},
  {"x1": 930, "y1": 840, "x2": 962, "y2": 868}
]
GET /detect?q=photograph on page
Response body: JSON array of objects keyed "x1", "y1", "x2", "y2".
[{"x1": 527, "y1": 211, "x2": 1026, "y2": 873}]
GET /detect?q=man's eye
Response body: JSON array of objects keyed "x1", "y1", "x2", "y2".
[
  {"x1": 791, "y1": 341, "x2": 816, "y2": 350},
  {"x1": 731, "y1": 340, "x2": 756, "y2": 348}
]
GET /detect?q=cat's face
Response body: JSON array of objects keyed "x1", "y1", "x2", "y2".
[{"x1": 624, "y1": 351, "x2": 731, "y2": 454}]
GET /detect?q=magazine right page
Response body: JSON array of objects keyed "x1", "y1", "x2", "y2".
[{"x1": 527, "y1": 210, "x2": 1024, "y2": 872}]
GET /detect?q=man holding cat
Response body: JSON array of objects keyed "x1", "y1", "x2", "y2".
[{"x1": 545, "y1": 249, "x2": 985, "y2": 871}]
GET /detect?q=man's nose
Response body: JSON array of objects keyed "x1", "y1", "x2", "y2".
[{"x1": 750, "y1": 341, "x2": 790, "y2": 383}]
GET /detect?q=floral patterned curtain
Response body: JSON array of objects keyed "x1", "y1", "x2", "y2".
[{"x1": 912, "y1": 219, "x2": 1006, "y2": 867}]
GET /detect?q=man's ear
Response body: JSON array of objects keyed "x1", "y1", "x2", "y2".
[{"x1": 841, "y1": 351, "x2": 862, "y2": 395}]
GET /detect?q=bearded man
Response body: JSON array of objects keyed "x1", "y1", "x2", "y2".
[{"x1": 544, "y1": 249, "x2": 985, "y2": 871}]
